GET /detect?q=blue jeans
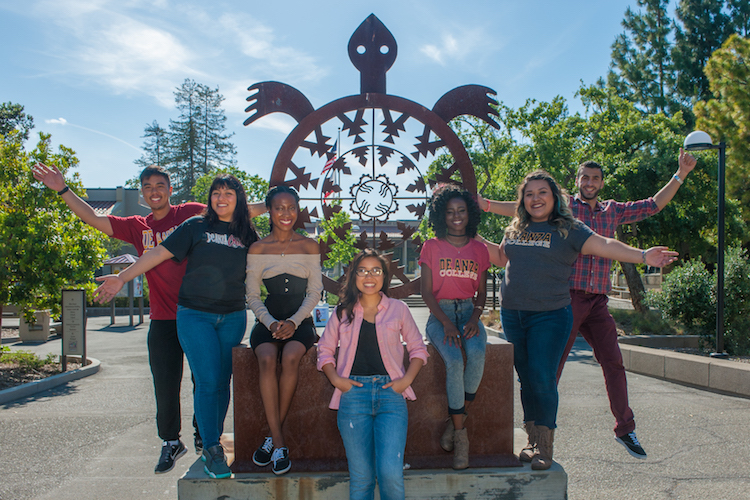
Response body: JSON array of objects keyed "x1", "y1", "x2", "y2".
[
  {"x1": 425, "y1": 299, "x2": 487, "y2": 414},
  {"x1": 337, "y1": 375, "x2": 408, "y2": 500},
  {"x1": 176, "y1": 306, "x2": 246, "y2": 449},
  {"x1": 500, "y1": 306, "x2": 573, "y2": 429}
]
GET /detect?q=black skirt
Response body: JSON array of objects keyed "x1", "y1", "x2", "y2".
[{"x1": 250, "y1": 273, "x2": 317, "y2": 350}]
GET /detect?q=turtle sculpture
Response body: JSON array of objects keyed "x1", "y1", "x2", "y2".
[{"x1": 244, "y1": 14, "x2": 500, "y2": 298}]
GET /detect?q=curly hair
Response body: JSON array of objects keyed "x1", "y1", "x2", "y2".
[
  {"x1": 336, "y1": 249, "x2": 391, "y2": 324},
  {"x1": 265, "y1": 185, "x2": 300, "y2": 232},
  {"x1": 203, "y1": 174, "x2": 259, "y2": 248},
  {"x1": 505, "y1": 170, "x2": 579, "y2": 239},
  {"x1": 427, "y1": 184, "x2": 482, "y2": 239}
]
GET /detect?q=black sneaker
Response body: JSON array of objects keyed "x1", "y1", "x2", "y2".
[
  {"x1": 272, "y1": 447, "x2": 291, "y2": 475},
  {"x1": 616, "y1": 431, "x2": 647, "y2": 459},
  {"x1": 253, "y1": 436, "x2": 274, "y2": 466},
  {"x1": 154, "y1": 441, "x2": 187, "y2": 474},
  {"x1": 194, "y1": 434, "x2": 203, "y2": 455}
]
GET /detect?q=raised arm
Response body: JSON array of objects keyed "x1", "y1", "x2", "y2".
[
  {"x1": 93, "y1": 246, "x2": 174, "y2": 302},
  {"x1": 32, "y1": 163, "x2": 114, "y2": 236},
  {"x1": 249, "y1": 201, "x2": 267, "y2": 218},
  {"x1": 581, "y1": 233, "x2": 678, "y2": 268},
  {"x1": 475, "y1": 234, "x2": 507, "y2": 268},
  {"x1": 653, "y1": 148, "x2": 697, "y2": 210},
  {"x1": 477, "y1": 194, "x2": 516, "y2": 217}
]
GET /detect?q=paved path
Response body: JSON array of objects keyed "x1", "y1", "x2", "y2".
[{"x1": 1, "y1": 311, "x2": 749, "y2": 500}]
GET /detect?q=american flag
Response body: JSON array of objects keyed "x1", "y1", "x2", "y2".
[{"x1": 322, "y1": 140, "x2": 337, "y2": 174}]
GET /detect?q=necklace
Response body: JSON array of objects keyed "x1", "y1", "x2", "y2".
[
  {"x1": 447, "y1": 232, "x2": 467, "y2": 237},
  {"x1": 280, "y1": 237, "x2": 293, "y2": 257}
]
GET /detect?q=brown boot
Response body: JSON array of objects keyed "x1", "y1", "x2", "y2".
[
  {"x1": 440, "y1": 414, "x2": 468, "y2": 452},
  {"x1": 519, "y1": 421, "x2": 538, "y2": 462},
  {"x1": 453, "y1": 427, "x2": 469, "y2": 470},
  {"x1": 531, "y1": 425, "x2": 554, "y2": 470}
]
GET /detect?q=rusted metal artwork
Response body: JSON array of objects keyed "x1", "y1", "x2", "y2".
[{"x1": 244, "y1": 14, "x2": 499, "y2": 298}]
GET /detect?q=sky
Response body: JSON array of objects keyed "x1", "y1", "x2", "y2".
[{"x1": 1, "y1": 0, "x2": 656, "y2": 188}]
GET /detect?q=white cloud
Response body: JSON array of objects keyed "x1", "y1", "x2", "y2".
[
  {"x1": 419, "y1": 28, "x2": 489, "y2": 66},
  {"x1": 46, "y1": 118, "x2": 68, "y2": 125}
]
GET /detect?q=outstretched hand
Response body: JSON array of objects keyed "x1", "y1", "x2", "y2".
[
  {"x1": 32, "y1": 163, "x2": 66, "y2": 192},
  {"x1": 93, "y1": 275, "x2": 125, "y2": 303},
  {"x1": 644, "y1": 247, "x2": 679, "y2": 268}
]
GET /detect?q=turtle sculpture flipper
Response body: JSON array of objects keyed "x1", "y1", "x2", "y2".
[
  {"x1": 244, "y1": 81, "x2": 315, "y2": 126},
  {"x1": 432, "y1": 84, "x2": 501, "y2": 129}
]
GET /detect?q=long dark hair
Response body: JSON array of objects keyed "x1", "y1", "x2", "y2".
[
  {"x1": 427, "y1": 184, "x2": 482, "y2": 239},
  {"x1": 336, "y1": 249, "x2": 390, "y2": 324},
  {"x1": 203, "y1": 174, "x2": 258, "y2": 248},
  {"x1": 265, "y1": 185, "x2": 300, "y2": 232},
  {"x1": 505, "y1": 169, "x2": 577, "y2": 239}
]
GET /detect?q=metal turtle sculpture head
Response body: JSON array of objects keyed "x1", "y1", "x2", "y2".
[{"x1": 244, "y1": 14, "x2": 499, "y2": 298}]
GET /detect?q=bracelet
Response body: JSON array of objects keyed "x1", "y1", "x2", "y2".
[
  {"x1": 641, "y1": 250, "x2": 647, "y2": 264},
  {"x1": 57, "y1": 185, "x2": 70, "y2": 195},
  {"x1": 485, "y1": 198, "x2": 491, "y2": 212},
  {"x1": 673, "y1": 174, "x2": 683, "y2": 185}
]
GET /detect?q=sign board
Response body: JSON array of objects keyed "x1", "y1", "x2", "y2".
[{"x1": 62, "y1": 289, "x2": 86, "y2": 357}]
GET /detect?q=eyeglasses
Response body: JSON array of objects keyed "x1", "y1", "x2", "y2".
[{"x1": 355, "y1": 267, "x2": 384, "y2": 277}]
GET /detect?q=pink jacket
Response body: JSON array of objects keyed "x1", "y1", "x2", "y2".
[{"x1": 317, "y1": 293, "x2": 429, "y2": 409}]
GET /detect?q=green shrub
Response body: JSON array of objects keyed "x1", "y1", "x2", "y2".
[
  {"x1": 0, "y1": 346, "x2": 57, "y2": 369},
  {"x1": 646, "y1": 247, "x2": 750, "y2": 355},
  {"x1": 609, "y1": 309, "x2": 680, "y2": 336}
]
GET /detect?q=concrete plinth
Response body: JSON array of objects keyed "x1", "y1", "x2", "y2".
[{"x1": 178, "y1": 431, "x2": 567, "y2": 500}]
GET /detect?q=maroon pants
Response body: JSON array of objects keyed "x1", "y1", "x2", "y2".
[{"x1": 557, "y1": 290, "x2": 636, "y2": 436}]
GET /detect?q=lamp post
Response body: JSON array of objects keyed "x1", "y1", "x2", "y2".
[{"x1": 683, "y1": 131, "x2": 728, "y2": 358}]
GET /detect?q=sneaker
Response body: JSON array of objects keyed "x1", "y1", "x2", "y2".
[
  {"x1": 616, "y1": 431, "x2": 647, "y2": 459},
  {"x1": 271, "y1": 447, "x2": 291, "y2": 475},
  {"x1": 154, "y1": 441, "x2": 187, "y2": 474},
  {"x1": 203, "y1": 445, "x2": 232, "y2": 479},
  {"x1": 194, "y1": 434, "x2": 203, "y2": 455},
  {"x1": 253, "y1": 436, "x2": 274, "y2": 466}
]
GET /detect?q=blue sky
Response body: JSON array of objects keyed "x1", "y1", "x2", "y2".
[{"x1": 2, "y1": 0, "x2": 652, "y2": 188}]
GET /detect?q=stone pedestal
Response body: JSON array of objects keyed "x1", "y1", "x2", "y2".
[
  {"x1": 231, "y1": 337, "x2": 519, "y2": 472},
  {"x1": 18, "y1": 309, "x2": 51, "y2": 342}
]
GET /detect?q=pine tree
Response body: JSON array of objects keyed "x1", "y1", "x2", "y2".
[
  {"x1": 134, "y1": 120, "x2": 169, "y2": 169},
  {"x1": 607, "y1": 0, "x2": 676, "y2": 115},
  {"x1": 672, "y1": 0, "x2": 733, "y2": 104},
  {"x1": 167, "y1": 79, "x2": 236, "y2": 202}
]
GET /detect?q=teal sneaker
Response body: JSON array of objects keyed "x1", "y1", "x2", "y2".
[{"x1": 203, "y1": 445, "x2": 232, "y2": 479}]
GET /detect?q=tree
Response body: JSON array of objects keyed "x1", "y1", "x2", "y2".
[
  {"x1": 729, "y1": 0, "x2": 750, "y2": 36},
  {"x1": 607, "y1": 0, "x2": 676, "y2": 115},
  {"x1": 672, "y1": 0, "x2": 733, "y2": 104},
  {"x1": 0, "y1": 131, "x2": 107, "y2": 323},
  {"x1": 167, "y1": 79, "x2": 237, "y2": 202},
  {"x1": 318, "y1": 205, "x2": 358, "y2": 275},
  {"x1": 0, "y1": 102, "x2": 34, "y2": 142},
  {"x1": 695, "y1": 34, "x2": 750, "y2": 228},
  {"x1": 134, "y1": 120, "x2": 169, "y2": 169}
]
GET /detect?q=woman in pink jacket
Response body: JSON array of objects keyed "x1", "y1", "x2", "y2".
[{"x1": 317, "y1": 249, "x2": 428, "y2": 500}]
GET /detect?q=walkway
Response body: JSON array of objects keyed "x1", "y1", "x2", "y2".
[{"x1": 1, "y1": 312, "x2": 749, "y2": 500}]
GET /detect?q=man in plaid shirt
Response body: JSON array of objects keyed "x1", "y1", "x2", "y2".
[{"x1": 479, "y1": 148, "x2": 696, "y2": 459}]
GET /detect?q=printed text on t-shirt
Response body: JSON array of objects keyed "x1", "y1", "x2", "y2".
[
  {"x1": 206, "y1": 232, "x2": 246, "y2": 249},
  {"x1": 438, "y1": 258, "x2": 479, "y2": 280},
  {"x1": 141, "y1": 226, "x2": 179, "y2": 253},
  {"x1": 506, "y1": 231, "x2": 551, "y2": 249}
]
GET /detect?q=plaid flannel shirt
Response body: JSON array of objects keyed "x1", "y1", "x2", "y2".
[{"x1": 569, "y1": 194, "x2": 659, "y2": 294}]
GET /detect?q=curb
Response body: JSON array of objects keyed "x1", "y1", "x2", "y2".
[
  {"x1": 0, "y1": 357, "x2": 101, "y2": 405},
  {"x1": 618, "y1": 341, "x2": 750, "y2": 398}
]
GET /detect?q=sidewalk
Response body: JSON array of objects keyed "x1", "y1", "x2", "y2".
[{"x1": 1, "y1": 311, "x2": 749, "y2": 500}]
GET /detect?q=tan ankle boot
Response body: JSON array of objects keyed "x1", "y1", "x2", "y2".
[
  {"x1": 519, "y1": 421, "x2": 538, "y2": 462},
  {"x1": 453, "y1": 427, "x2": 469, "y2": 470},
  {"x1": 440, "y1": 414, "x2": 468, "y2": 452},
  {"x1": 531, "y1": 425, "x2": 554, "y2": 470}
]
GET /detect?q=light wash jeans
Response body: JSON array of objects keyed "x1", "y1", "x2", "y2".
[
  {"x1": 176, "y1": 306, "x2": 246, "y2": 449},
  {"x1": 425, "y1": 298, "x2": 487, "y2": 414},
  {"x1": 500, "y1": 305, "x2": 573, "y2": 429},
  {"x1": 337, "y1": 375, "x2": 408, "y2": 500}
]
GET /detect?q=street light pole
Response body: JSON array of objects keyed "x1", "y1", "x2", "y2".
[{"x1": 683, "y1": 131, "x2": 728, "y2": 358}]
